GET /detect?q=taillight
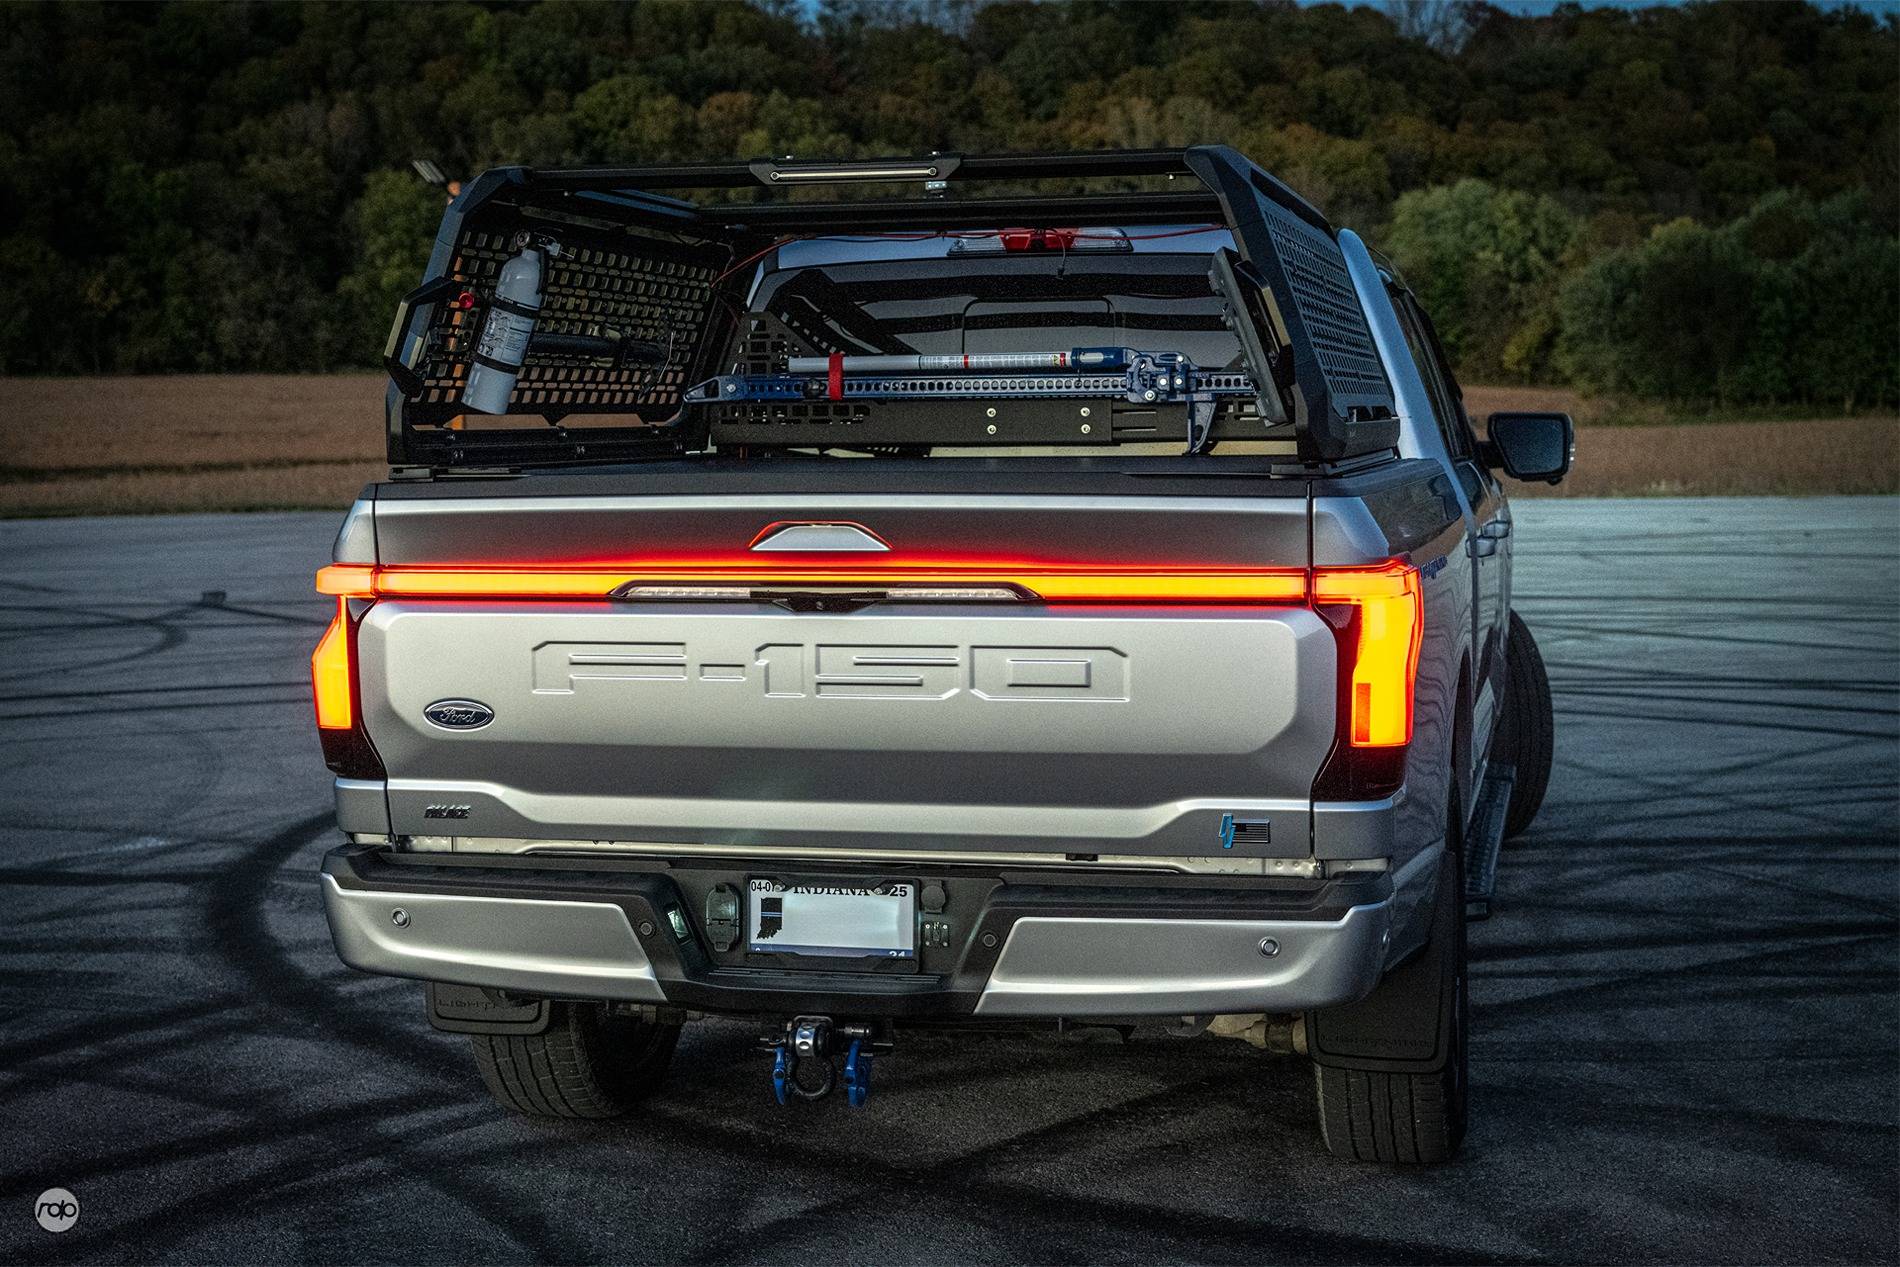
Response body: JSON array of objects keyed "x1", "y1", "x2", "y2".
[
  {"x1": 309, "y1": 593, "x2": 384, "y2": 779},
  {"x1": 1311, "y1": 562, "x2": 1422, "y2": 800},
  {"x1": 314, "y1": 556, "x2": 1422, "y2": 799},
  {"x1": 1313, "y1": 563, "x2": 1422, "y2": 748},
  {"x1": 311, "y1": 598, "x2": 353, "y2": 730}
]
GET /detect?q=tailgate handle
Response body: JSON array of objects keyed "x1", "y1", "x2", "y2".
[{"x1": 750, "y1": 522, "x2": 891, "y2": 552}]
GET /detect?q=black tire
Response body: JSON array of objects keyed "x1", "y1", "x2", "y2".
[
  {"x1": 470, "y1": 1003, "x2": 679, "y2": 1118},
  {"x1": 1491, "y1": 610, "x2": 1554, "y2": 839},
  {"x1": 1312, "y1": 845, "x2": 1469, "y2": 1164}
]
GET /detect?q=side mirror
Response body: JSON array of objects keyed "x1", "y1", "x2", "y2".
[{"x1": 1481, "y1": 411, "x2": 1574, "y2": 485}]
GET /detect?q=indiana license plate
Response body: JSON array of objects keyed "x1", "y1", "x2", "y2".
[{"x1": 746, "y1": 878, "x2": 916, "y2": 959}]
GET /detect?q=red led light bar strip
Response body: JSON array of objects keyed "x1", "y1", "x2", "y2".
[
  {"x1": 314, "y1": 559, "x2": 1419, "y2": 745},
  {"x1": 317, "y1": 561, "x2": 1311, "y2": 604}
]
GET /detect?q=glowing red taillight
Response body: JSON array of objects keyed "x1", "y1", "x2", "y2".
[
  {"x1": 1310, "y1": 562, "x2": 1423, "y2": 800},
  {"x1": 311, "y1": 597, "x2": 353, "y2": 730},
  {"x1": 1313, "y1": 563, "x2": 1422, "y2": 748},
  {"x1": 317, "y1": 561, "x2": 1311, "y2": 605},
  {"x1": 308, "y1": 589, "x2": 383, "y2": 779},
  {"x1": 314, "y1": 557, "x2": 1422, "y2": 794}
]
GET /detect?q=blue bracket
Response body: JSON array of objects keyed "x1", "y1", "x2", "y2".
[
  {"x1": 770, "y1": 1045, "x2": 791, "y2": 1106},
  {"x1": 843, "y1": 1039, "x2": 873, "y2": 1108}
]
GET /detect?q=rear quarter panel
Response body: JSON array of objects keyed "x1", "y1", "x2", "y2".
[{"x1": 1315, "y1": 460, "x2": 1468, "y2": 875}]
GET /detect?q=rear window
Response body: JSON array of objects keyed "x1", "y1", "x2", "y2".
[{"x1": 752, "y1": 245, "x2": 1243, "y2": 369}]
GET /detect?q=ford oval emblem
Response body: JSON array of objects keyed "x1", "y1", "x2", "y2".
[{"x1": 423, "y1": 699, "x2": 494, "y2": 730}]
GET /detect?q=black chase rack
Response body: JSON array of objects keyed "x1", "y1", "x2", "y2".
[{"x1": 382, "y1": 146, "x2": 1397, "y2": 469}]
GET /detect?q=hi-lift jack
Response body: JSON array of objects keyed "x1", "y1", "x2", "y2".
[
  {"x1": 684, "y1": 347, "x2": 1257, "y2": 455},
  {"x1": 762, "y1": 1016, "x2": 892, "y2": 1107}
]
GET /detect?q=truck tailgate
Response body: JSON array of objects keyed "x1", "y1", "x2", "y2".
[{"x1": 350, "y1": 487, "x2": 1332, "y2": 861}]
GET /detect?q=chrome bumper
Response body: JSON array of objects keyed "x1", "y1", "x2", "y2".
[
  {"x1": 321, "y1": 847, "x2": 1394, "y2": 1018},
  {"x1": 321, "y1": 874, "x2": 666, "y2": 1003},
  {"x1": 974, "y1": 905, "x2": 1391, "y2": 1016}
]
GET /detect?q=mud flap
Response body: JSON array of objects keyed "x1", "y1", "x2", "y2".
[
  {"x1": 425, "y1": 982, "x2": 551, "y2": 1036},
  {"x1": 1306, "y1": 847, "x2": 1460, "y2": 1074}
]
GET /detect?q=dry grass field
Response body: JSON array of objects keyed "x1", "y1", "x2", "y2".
[
  {"x1": 1, "y1": 375, "x2": 388, "y2": 517},
  {"x1": 2, "y1": 374, "x2": 1894, "y2": 515},
  {"x1": 1461, "y1": 385, "x2": 1900, "y2": 498}
]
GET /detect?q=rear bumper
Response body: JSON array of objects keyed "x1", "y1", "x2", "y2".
[{"x1": 320, "y1": 844, "x2": 1392, "y2": 1019}]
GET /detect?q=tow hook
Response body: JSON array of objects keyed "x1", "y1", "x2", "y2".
[{"x1": 762, "y1": 1016, "x2": 888, "y2": 1107}]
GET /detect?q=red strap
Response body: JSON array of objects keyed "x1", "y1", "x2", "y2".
[{"x1": 828, "y1": 353, "x2": 844, "y2": 402}]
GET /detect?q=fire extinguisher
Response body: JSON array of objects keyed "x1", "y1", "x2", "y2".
[{"x1": 463, "y1": 232, "x2": 561, "y2": 414}]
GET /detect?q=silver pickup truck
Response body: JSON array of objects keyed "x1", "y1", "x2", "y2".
[{"x1": 311, "y1": 147, "x2": 1568, "y2": 1163}]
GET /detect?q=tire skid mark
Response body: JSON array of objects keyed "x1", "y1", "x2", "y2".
[{"x1": 657, "y1": 1073, "x2": 1521, "y2": 1267}]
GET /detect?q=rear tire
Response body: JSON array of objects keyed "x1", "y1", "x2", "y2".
[
  {"x1": 1311, "y1": 844, "x2": 1469, "y2": 1164},
  {"x1": 471, "y1": 1003, "x2": 679, "y2": 1118},
  {"x1": 1491, "y1": 610, "x2": 1554, "y2": 839}
]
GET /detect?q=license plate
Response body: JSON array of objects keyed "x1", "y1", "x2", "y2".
[{"x1": 746, "y1": 877, "x2": 916, "y2": 959}]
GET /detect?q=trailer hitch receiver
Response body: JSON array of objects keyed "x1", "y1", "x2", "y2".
[{"x1": 762, "y1": 1017, "x2": 888, "y2": 1107}]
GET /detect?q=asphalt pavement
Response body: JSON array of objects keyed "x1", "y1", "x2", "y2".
[{"x1": 1, "y1": 497, "x2": 1895, "y2": 1264}]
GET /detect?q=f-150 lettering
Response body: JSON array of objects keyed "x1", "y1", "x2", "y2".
[{"x1": 530, "y1": 641, "x2": 1130, "y2": 702}]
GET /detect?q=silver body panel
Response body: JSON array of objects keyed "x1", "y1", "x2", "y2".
[
  {"x1": 332, "y1": 778, "x2": 388, "y2": 836},
  {"x1": 974, "y1": 901, "x2": 1391, "y2": 1016},
  {"x1": 368, "y1": 492, "x2": 1316, "y2": 569},
  {"x1": 1340, "y1": 228, "x2": 1512, "y2": 805},
  {"x1": 361, "y1": 599, "x2": 1333, "y2": 857},
  {"x1": 320, "y1": 874, "x2": 665, "y2": 1002}
]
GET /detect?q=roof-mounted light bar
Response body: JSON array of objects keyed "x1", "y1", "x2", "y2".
[
  {"x1": 746, "y1": 156, "x2": 962, "y2": 187},
  {"x1": 528, "y1": 150, "x2": 1200, "y2": 195},
  {"x1": 765, "y1": 164, "x2": 941, "y2": 184}
]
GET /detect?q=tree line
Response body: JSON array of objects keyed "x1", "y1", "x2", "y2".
[{"x1": 1, "y1": 0, "x2": 1893, "y2": 406}]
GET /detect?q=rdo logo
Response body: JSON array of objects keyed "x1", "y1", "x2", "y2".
[{"x1": 35, "y1": 1188, "x2": 78, "y2": 1234}]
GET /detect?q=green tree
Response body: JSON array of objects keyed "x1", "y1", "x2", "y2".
[
  {"x1": 1555, "y1": 190, "x2": 1898, "y2": 408},
  {"x1": 1386, "y1": 179, "x2": 1580, "y2": 381},
  {"x1": 0, "y1": 0, "x2": 1892, "y2": 391},
  {"x1": 335, "y1": 170, "x2": 447, "y2": 366}
]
